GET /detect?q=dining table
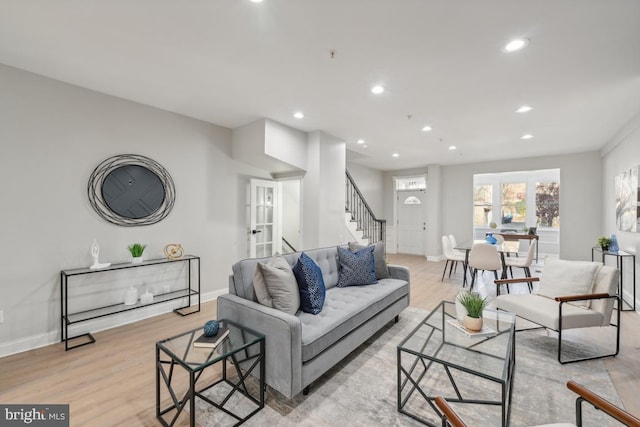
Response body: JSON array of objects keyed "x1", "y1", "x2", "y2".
[{"x1": 455, "y1": 240, "x2": 520, "y2": 287}]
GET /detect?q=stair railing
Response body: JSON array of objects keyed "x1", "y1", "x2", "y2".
[{"x1": 345, "y1": 170, "x2": 386, "y2": 245}]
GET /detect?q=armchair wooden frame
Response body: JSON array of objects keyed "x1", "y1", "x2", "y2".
[
  {"x1": 494, "y1": 276, "x2": 621, "y2": 364},
  {"x1": 435, "y1": 380, "x2": 640, "y2": 427}
]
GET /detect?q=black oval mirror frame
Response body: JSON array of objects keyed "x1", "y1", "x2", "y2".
[{"x1": 88, "y1": 154, "x2": 175, "y2": 226}]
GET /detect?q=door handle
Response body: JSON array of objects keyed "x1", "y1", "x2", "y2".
[{"x1": 251, "y1": 229, "x2": 262, "y2": 234}]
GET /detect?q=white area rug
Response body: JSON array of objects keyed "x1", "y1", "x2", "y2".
[{"x1": 197, "y1": 306, "x2": 623, "y2": 426}]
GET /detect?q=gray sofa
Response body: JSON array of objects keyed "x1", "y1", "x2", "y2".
[{"x1": 217, "y1": 245, "x2": 410, "y2": 398}]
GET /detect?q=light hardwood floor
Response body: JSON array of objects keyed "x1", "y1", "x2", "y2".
[{"x1": 1, "y1": 253, "x2": 638, "y2": 426}]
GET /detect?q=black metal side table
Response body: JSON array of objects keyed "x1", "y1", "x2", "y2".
[
  {"x1": 156, "y1": 319, "x2": 265, "y2": 426},
  {"x1": 591, "y1": 247, "x2": 636, "y2": 311}
]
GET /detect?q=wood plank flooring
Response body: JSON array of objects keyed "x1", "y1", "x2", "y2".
[{"x1": 0, "y1": 253, "x2": 638, "y2": 425}]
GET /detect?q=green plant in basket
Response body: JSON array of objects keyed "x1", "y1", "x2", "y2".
[
  {"x1": 127, "y1": 243, "x2": 147, "y2": 257},
  {"x1": 457, "y1": 292, "x2": 488, "y2": 319}
]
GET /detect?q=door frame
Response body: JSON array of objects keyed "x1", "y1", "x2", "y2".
[{"x1": 393, "y1": 175, "x2": 428, "y2": 256}]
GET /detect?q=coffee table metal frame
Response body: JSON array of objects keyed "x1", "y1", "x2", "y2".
[
  {"x1": 397, "y1": 301, "x2": 516, "y2": 426},
  {"x1": 156, "y1": 319, "x2": 265, "y2": 426}
]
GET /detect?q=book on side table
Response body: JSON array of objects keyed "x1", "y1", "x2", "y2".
[
  {"x1": 193, "y1": 327, "x2": 230, "y2": 348},
  {"x1": 446, "y1": 319, "x2": 497, "y2": 337}
]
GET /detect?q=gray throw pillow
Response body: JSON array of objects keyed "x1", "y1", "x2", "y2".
[
  {"x1": 255, "y1": 255, "x2": 300, "y2": 315},
  {"x1": 348, "y1": 241, "x2": 390, "y2": 279}
]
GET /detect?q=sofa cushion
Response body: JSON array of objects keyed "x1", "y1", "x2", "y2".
[
  {"x1": 337, "y1": 246, "x2": 377, "y2": 287},
  {"x1": 257, "y1": 256, "x2": 299, "y2": 315},
  {"x1": 537, "y1": 258, "x2": 602, "y2": 308},
  {"x1": 298, "y1": 277, "x2": 408, "y2": 362},
  {"x1": 349, "y1": 241, "x2": 391, "y2": 279},
  {"x1": 253, "y1": 254, "x2": 291, "y2": 307},
  {"x1": 293, "y1": 252, "x2": 326, "y2": 315}
]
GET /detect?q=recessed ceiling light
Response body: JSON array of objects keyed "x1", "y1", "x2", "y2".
[
  {"x1": 422, "y1": 125, "x2": 432, "y2": 132},
  {"x1": 516, "y1": 105, "x2": 533, "y2": 113},
  {"x1": 293, "y1": 112, "x2": 304, "y2": 119},
  {"x1": 357, "y1": 139, "x2": 365, "y2": 144},
  {"x1": 504, "y1": 38, "x2": 530, "y2": 52},
  {"x1": 371, "y1": 85, "x2": 385, "y2": 95},
  {"x1": 521, "y1": 134, "x2": 534, "y2": 140},
  {"x1": 362, "y1": 145, "x2": 368, "y2": 148},
  {"x1": 392, "y1": 153, "x2": 399, "y2": 158},
  {"x1": 250, "y1": 0, "x2": 263, "y2": 3},
  {"x1": 449, "y1": 145, "x2": 457, "y2": 151}
]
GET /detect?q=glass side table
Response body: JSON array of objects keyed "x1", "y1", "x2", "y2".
[
  {"x1": 156, "y1": 319, "x2": 265, "y2": 426},
  {"x1": 591, "y1": 247, "x2": 636, "y2": 311}
]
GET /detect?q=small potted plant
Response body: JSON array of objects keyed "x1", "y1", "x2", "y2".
[
  {"x1": 128, "y1": 243, "x2": 147, "y2": 264},
  {"x1": 457, "y1": 292, "x2": 488, "y2": 331},
  {"x1": 597, "y1": 236, "x2": 611, "y2": 252}
]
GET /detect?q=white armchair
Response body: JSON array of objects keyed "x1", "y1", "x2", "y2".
[{"x1": 494, "y1": 258, "x2": 620, "y2": 364}]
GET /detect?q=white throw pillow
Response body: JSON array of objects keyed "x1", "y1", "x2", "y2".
[
  {"x1": 537, "y1": 257, "x2": 602, "y2": 308},
  {"x1": 253, "y1": 254, "x2": 300, "y2": 315}
]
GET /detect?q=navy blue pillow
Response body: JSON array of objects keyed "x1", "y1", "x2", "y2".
[
  {"x1": 337, "y1": 245, "x2": 377, "y2": 287},
  {"x1": 293, "y1": 252, "x2": 326, "y2": 314}
]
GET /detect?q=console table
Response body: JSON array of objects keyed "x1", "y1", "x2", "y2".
[
  {"x1": 61, "y1": 255, "x2": 200, "y2": 350},
  {"x1": 591, "y1": 248, "x2": 636, "y2": 311}
]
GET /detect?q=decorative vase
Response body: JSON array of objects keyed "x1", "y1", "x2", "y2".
[
  {"x1": 132, "y1": 256, "x2": 143, "y2": 264},
  {"x1": 455, "y1": 290, "x2": 469, "y2": 322},
  {"x1": 140, "y1": 289, "x2": 154, "y2": 304},
  {"x1": 464, "y1": 315, "x2": 483, "y2": 332},
  {"x1": 204, "y1": 320, "x2": 220, "y2": 337},
  {"x1": 609, "y1": 234, "x2": 619, "y2": 253},
  {"x1": 124, "y1": 286, "x2": 138, "y2": 306},
  {"x1": 485, "y1": 233, "x2": 497, "y2": 245}
]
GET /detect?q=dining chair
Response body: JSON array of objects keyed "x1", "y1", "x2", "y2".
[
  {"x1": 505, "y1": 240, "x2": 537, "y2": 292},
  {"x1": 441, "y1": 236, "x2": 466, "y2": 281},
  {"x1": 467, "y1": 242, "x2": 502, "y2": 290},
  {"x1": 448, "y1": 234, "x2": 465, "y2": 257}
]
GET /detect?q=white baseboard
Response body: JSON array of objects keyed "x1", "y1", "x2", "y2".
[{"x1": 0, "y1": 289, "x2": 226, "y2": 358}]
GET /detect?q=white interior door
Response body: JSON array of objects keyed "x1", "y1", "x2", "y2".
[
  {"x1": 397, "y1": 190, "x2": 425, "y2": 255},
  {"x1": 250, "y1": 179, "x2": 280, "y2": 258}
]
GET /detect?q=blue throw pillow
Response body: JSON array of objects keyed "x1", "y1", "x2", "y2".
[
  {"x1": 337, "y1": 245, "x2": 377, "y2": 287},
  {"x1": 293, "y1": 252, "x2": 326, "y2": 315}
]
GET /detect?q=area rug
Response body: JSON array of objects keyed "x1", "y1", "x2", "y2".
[{"x1": 196, "y1": 306, "x2": 623, "y2": 426}]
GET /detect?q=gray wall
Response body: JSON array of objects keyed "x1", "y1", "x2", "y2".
[
  {"x1": 0, "y1": 64, "x2": 270, "y2": 355},
  {"x1": 440, "y1": 151, "x2": 602, "y2": 261}
]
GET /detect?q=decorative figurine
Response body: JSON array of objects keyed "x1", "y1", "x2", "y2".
[
  {"x1": 89, "y1": 239, "x2": 111, "y2": 269},
  {"x1": 124, "y1": 286, "x2": 138, "y2": 306},
  {"x1": 164, "y1": 243, "x2": 184, "y2": 260}
]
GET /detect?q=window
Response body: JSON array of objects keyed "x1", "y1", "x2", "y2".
[
  {"x1": 473, "y1": 185, "x2": 493, "y2": 226},
  {"x1": 536, "y1": 181, "x2": 560, "y2": 228},
  {"x1": 403, "y1": 196, "x2": 422, "y2": 205},
  {"x1": 501, "y1": 183, "x2": 526, "y2": 224},
  {"x1": 396, "y1": 176, "x2": 426, "y2": 190},
  {"x1": 473, "y1": 169, "x2": 560, "y2": 230}
]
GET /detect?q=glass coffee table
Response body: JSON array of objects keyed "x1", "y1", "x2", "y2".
[
  {"x1": 397, "y1": 301, "x2": 516, "y2": 426},
  {"x1": 156, "y1": 319, "x2": 265, "y2": 426}
]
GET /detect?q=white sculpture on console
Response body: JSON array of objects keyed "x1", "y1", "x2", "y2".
[{"x1": 89, "y1": 239, "x2": 111, "y2": 269}]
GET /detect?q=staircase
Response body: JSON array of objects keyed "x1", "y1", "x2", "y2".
[{"x1": 345, "y1": 170, "x2": 386, "y2": 246}]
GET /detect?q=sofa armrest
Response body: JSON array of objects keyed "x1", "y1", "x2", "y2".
[
  {"x1": 217, "y1": 293, "x2": 303, "y2": 399},
  {"x1": 388, "y1": 264, "x2": 410, "y2": 284}
]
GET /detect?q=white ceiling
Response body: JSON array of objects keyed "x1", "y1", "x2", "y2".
[{"x1": 1, "y1": 0, "x2": 639, "y2": 170}]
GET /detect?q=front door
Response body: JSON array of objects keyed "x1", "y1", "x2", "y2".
[
  {"x1": 397, "y1": 190, "x2": 425, "y2": 255},
  {"x1": 249, "y1": 179, "x2": 279, "y2": 258}
]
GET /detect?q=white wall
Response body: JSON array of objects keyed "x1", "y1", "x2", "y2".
[
  {"x1": 0, "y1": 64, "x2": 270, "y2": 355},
  {"x1": 601, "y1": 113, "x2": 640, "y2": 310},
  {"x1": 302, "y1": 131, "x2": 346, "y2": 249}
]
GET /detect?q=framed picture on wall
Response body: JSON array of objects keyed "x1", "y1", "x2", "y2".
[{"x1": 614, "y1": 166, "x2": 640, "y2": 232}]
